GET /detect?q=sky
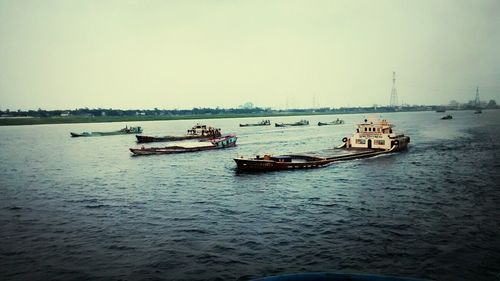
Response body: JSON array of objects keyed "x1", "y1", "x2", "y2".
[{"x1": 1, "y1": 0, "x2": 499, "y2": 110}]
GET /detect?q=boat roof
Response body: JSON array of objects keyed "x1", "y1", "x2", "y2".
[{"x1": 358, "y1": 117, "x2": 394, "y2": 127}]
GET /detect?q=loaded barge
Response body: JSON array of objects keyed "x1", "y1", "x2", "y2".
[
  {"x1": 130, "y1": 134, "x2": 237, "y2": 156},
  {"x1": 136, "y1": 124, "x2": 221, "y2": 143},
  {"x1": 234, "y1": 118, "x2": 409, "y2": 172}
]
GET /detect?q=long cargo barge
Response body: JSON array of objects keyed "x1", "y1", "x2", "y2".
[{"x1": 234, "y1": 117, "x2": 410, "y2": 172}]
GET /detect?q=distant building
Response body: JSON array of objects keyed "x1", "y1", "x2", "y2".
[
  {"x1": 239, "y1": 102, "x2": 255, "y2": 109},
  {"x1": 60, "y1": 112, "x2": 70, "y2": 117}
]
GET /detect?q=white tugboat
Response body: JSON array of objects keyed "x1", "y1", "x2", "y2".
[{"x1": 338, "y1": 117, "x2": 410, "y2": 151}]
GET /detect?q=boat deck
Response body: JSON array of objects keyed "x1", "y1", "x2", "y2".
[
  {"x1": 303, "y1": 148, "x2": 390, "y2": 161},
  {"x1": 167, "y1": 141, "x2": 213, "y2": 148}
]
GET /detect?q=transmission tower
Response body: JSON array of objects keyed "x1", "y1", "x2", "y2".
[
  {"x1": 474, "y1": 86, "x2": 480, "y2": 107},
  {"x1": 389, "y1": 71, "x2": 398, "y2": 108}
]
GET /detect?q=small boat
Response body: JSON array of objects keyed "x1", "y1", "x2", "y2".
[
  {"x1": 70, "y1": 126, "x2": 142, "y2": 137},
  {"x1": 234, "y1": 155, "x2": 335, "y2": 172},
  {"x1": 275, "y1": 120, "x2": 309, "y2": 127},
  {"x1": 436, "y1": 108, "x2": 446, "y2": 113},
  {"x1": 239, "y1": 119, "x2": 271, "y2": 127},
  {"x1": 474, "y1": 109, "x2": 482, "y2": 114},
  {"x1": 136, "y1": 124, "x2": 221, "y2": 143},
  {"x1": 317, "y1": 119, "x2": 344, "y2": 126},
  {"x1": 441, "y1": 114, "x2": 453, "y2": 120},
  {"x1": 130, "y1": 134, "x2": 237, "y2": 155}
]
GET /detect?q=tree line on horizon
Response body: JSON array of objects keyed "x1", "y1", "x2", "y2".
[{"x1": 0, "y1": 100, "x2": 498, "y2": 118}]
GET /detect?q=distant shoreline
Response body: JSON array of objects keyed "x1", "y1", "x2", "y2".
[
  {"x1": 0, "y1": 109, "x2": 495, "y2": 126},
  {"x1": 0, "y1": 112, "x2": 340, "y2": 126}
]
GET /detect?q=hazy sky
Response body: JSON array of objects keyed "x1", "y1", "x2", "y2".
[{"x1": 1, "y1": 0, "x2": 499, "y2": 110}]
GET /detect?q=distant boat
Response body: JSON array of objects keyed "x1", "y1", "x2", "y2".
[
  {"x1": 317, "y1": 119, "x2": 344, "y2": 126},
  {"x1": 436, "y1": 109, "x2": 446, "y2": 113},
  {"x1": 136, "y1": 124, "x2": 221, "y2": 143},
  {"x1": 239, "y1": 119, "x2": 271, "y2": 127},
  {"x1": 474, "y1": 109, "x2": 482, "y2": 114},
  {"x1": 70, "y1": 126, "x2": 142, "y2": 137},
  {"x1": 130, "y1": 134, "x2": 237, "y2": 156},
  {"x1": 441, "y1": 115, "x2": 453, "y2": 120},
  {"x1": 275, "y1": 120, "x2": 309, "y2": 127}
]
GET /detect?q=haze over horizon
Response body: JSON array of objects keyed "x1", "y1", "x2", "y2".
[{"x1": 1, "y1": 0, "x2": 499, "y2": 111}]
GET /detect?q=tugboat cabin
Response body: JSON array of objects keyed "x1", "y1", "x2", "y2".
[{"x1": 343, "y1": 118, "x2": 409, "y2": 151}]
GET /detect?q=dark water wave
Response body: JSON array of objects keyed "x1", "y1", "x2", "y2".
[{"x1": 1, "y1": 111, "x2": 500, "y2": 281}]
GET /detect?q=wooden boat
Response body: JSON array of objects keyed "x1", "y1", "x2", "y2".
[
  {"x1": 275, "y1": 120, "x2": 309, "y2": 127},
  {"x1": 130, "y1": 134, "x2": 237, "y2": 155},
  {"x1": 234, "y1": 155, "x2": 335, "y2": 172},
  {"x1": 136, "y1": 123, "x2": 221, "y2": 143},
  {"x1": 317, "y1": 119, "x2": 344, "y2": 126},
  {"x1": 70, "y1": 126, "x2": 142, "y2": 137},
  {"x1": 239, "y1": 119, "x2": 271, "y2": 127},
  {"x1": 474, "y1": 109, "x2": 482, "y2": 114},
  {"x1": 441, "y1": 114, "x2": 453, "y2": 120}
]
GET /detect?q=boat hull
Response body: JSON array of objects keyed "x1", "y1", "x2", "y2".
[
  {"x1": 136, "y1": 134, "x2": 210, "y2": 143},
  {"x1": 275, "y1": 123, "x2": 309, "y2": 127},
  {"x1": 239, "y1": 123, "x2": 271, "y2": 127},
  {"x1": 318, "y1": 120, "x2": 344, "y2": 126},
  {"x1": 234, "y1": 155, "x2": 335, "y2": 172},
  {"x1": 240, "y1": 120, "x2": 271, "y2": 127},
  {"x1": 71, "y1": 127, "x2": 142, "y2": 137},
  {"x1": 130, "y1": 144, "x2": 231, "y2": 155}
]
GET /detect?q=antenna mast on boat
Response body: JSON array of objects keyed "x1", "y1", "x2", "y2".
[{"x1": 389, "y1": 71, "x2": 398, "y2": 108}]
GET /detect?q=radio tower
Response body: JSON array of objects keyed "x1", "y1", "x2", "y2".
[
  {"x1": 389, "y1": 71, "x2": 398, "y2": 108},
  {"x1": 474, "y1": 86, "x2": 480, "y2": 107}
]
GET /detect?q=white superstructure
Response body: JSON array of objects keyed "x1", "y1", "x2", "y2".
[{"x1": 341, "y1": 117, "x2": 410, "y2": 151}]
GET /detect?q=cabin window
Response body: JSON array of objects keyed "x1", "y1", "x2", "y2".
[
  {"x1": 355, "y1": 139, "x2": 366, "y2": 144},
  {"x1": 374, "y1": 140, "x2": 385, "y2": 145}
]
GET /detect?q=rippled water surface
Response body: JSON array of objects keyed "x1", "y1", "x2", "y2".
[{"x1": 1, "y1": 111, "x2": 499, "y2": 281}]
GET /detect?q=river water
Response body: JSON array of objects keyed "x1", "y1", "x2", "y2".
[{"x1": 1, "y1": 111, "x2": 499, "y2": 281}]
